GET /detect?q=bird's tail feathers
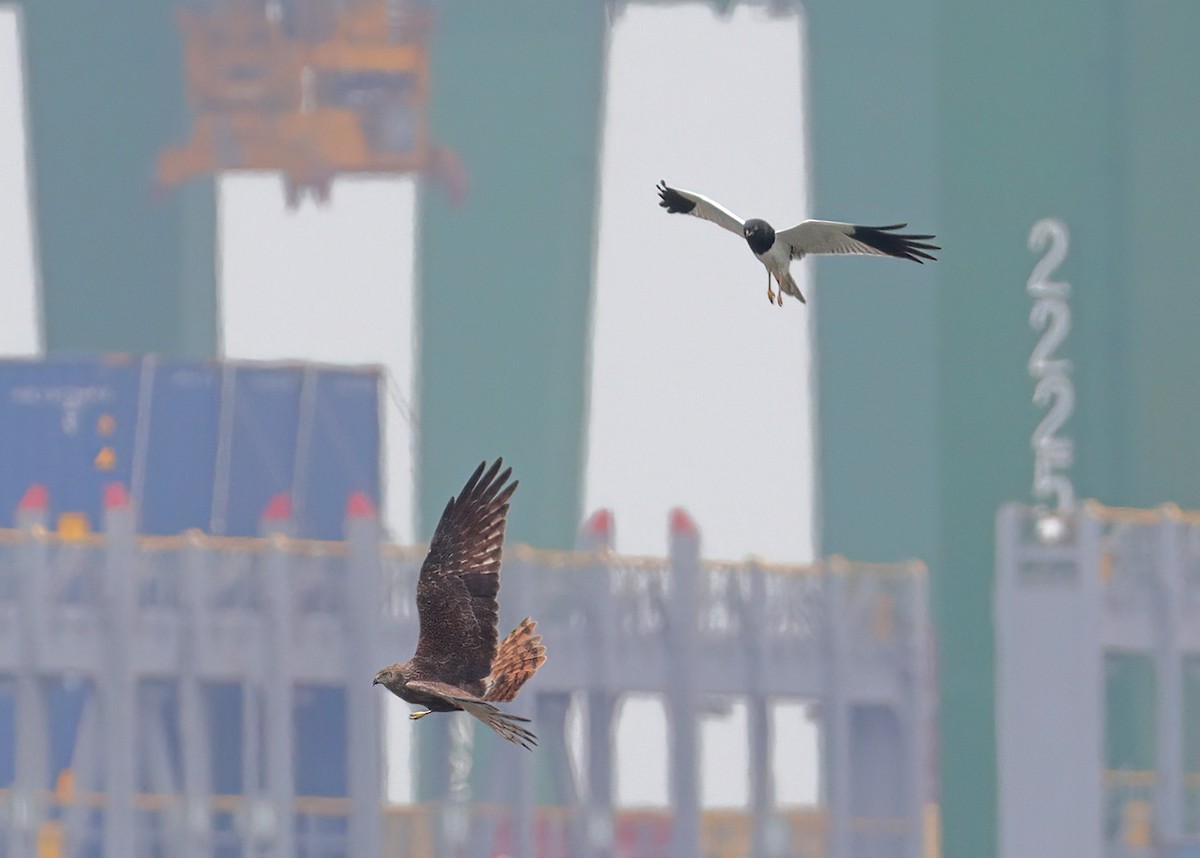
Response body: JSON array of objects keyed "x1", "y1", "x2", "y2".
[
  {"x1": 485, "y1": 617, "x2": 547, "y2": 703},
  {"x1": 458, "y1": 697, "x2": 538, "y2": 750},
  {"x1": 780, "y1": 271, "x2": 806, "y2": 304}
]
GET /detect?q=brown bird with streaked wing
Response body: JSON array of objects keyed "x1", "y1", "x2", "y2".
[{"x1": 373, "y1": 459, "x2": 547, "y2": 749}]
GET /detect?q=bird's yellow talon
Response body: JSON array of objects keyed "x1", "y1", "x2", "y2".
[{"x1": 410, "y1": 709, "x2": 431, "y2": 721}]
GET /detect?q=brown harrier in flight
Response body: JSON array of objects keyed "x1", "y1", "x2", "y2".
[{"x1": 374, "y1": 459, "x2": 547, "y2": 749}]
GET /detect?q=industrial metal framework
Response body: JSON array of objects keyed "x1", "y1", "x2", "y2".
[
  {"x1": 0, "y1": 492, "x2": 932, "y2": 858},
  {"x1": 996, "y1": 502, "x2": 1200, "y2": 858}
]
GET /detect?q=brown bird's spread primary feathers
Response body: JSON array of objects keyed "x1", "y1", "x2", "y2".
[{"x1": 373, "y1": 459, "x2": 547, "y2": 750}]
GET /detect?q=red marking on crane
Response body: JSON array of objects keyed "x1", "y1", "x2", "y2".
[
  {"x1": 18, "y1": 484, "x2": 48, "y2": 510},
  {"x1": 584, "y1": 508, "x2": 613, "y2": 538},
  {"x1": 346, "y1": 492, "x2": 376, "y2": 518},
  {"x1": 262, "y1": 493, "x2": 293, "y2": 521},
  {"x1": 104, "y1": 482, "x2": 131, "y2": 509},
  {"x1": 669, "y1": 507, "x2": 698, "y2": 536}
]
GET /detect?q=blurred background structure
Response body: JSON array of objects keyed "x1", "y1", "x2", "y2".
[
  {"x1": 2, "y1": 0, "x2": 1200, "y2": 856},
  {"x1": 0, "y1": 496, "x2": 931, "y2": 858},
  {"x1": 995, "y1": 503, "x2": 1200, "y2": 858}
]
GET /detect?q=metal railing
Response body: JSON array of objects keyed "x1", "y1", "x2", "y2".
[{"x1": 0, "y1": 497, "x2": 932, "y2": 858}]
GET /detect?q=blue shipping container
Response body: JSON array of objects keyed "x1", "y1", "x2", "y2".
[{"x1": 0, "y1": 355, "x2": 382, "y2": 540}]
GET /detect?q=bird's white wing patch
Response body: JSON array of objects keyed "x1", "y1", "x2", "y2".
[
  {"x1": 777, "y1": 220, "x2": 940, "y2": 263},
  {"x1": 776, "y1": 220, "x2": 881, "y2": 258},
  {"x1": 657, "y1": 181, "x2": 745, "y2": 237}
]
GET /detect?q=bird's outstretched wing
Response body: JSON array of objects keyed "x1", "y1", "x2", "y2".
[
  {"x1": 656, "y1": 180, "x2": 744, "y2": 237},
  {"x1": 776, "y1": 220, "x2": 940, "y2": 263},
  {"x1": 405, "y1": 679, "x2": 538, "y2": 750},
  {"x1": 413, "y1": 459, "x2": 518, "y2": 687}
]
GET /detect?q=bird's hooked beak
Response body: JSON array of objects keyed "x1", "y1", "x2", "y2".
[{"x1": 372, "y1": 677, "x2": 381, "y2": 686}]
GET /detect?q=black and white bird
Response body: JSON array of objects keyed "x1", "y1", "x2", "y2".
[{"x1": 656, "y1": 180, "x2": 939, "y2": 306}]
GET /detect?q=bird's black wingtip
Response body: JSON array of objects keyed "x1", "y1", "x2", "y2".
[
  {"x1": 656, "y1": 180, "x2": 696, "y2": 215},
  {"x1": 852, "y1": 224, "x2": 941, "y2": 263}
]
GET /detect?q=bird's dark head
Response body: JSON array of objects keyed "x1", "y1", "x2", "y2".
[
  {"x1": 743, "y1": 218, "x2": 775, "y2": 255},
  {"x1": 373, "y1": 664, "x2": 407, "y2": 691}
]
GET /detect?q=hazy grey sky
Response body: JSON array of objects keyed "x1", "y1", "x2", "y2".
[
  {"x1": 596, "y1": 3, "x2": 816, "y2": 809},
  {"x1": 0, "y1": 6, "x2": 39, "y2": 357},
  {"x1": 0, "y1": 1, "x2": 818, "y2": 810},
  {"x1": 587, "y1": 3, "x2": 814, "y2": 567},
  {"x1": 219, "y1": 173, "x2": 420, "y2": 545}
]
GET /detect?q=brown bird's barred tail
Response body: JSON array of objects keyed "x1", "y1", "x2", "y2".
[
  {"x1": 457, "y1": 698, "x2": 539, "y2": 751},
  {"x1": 485, "y1": 617, "x2": 547, "y2": 703}
]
